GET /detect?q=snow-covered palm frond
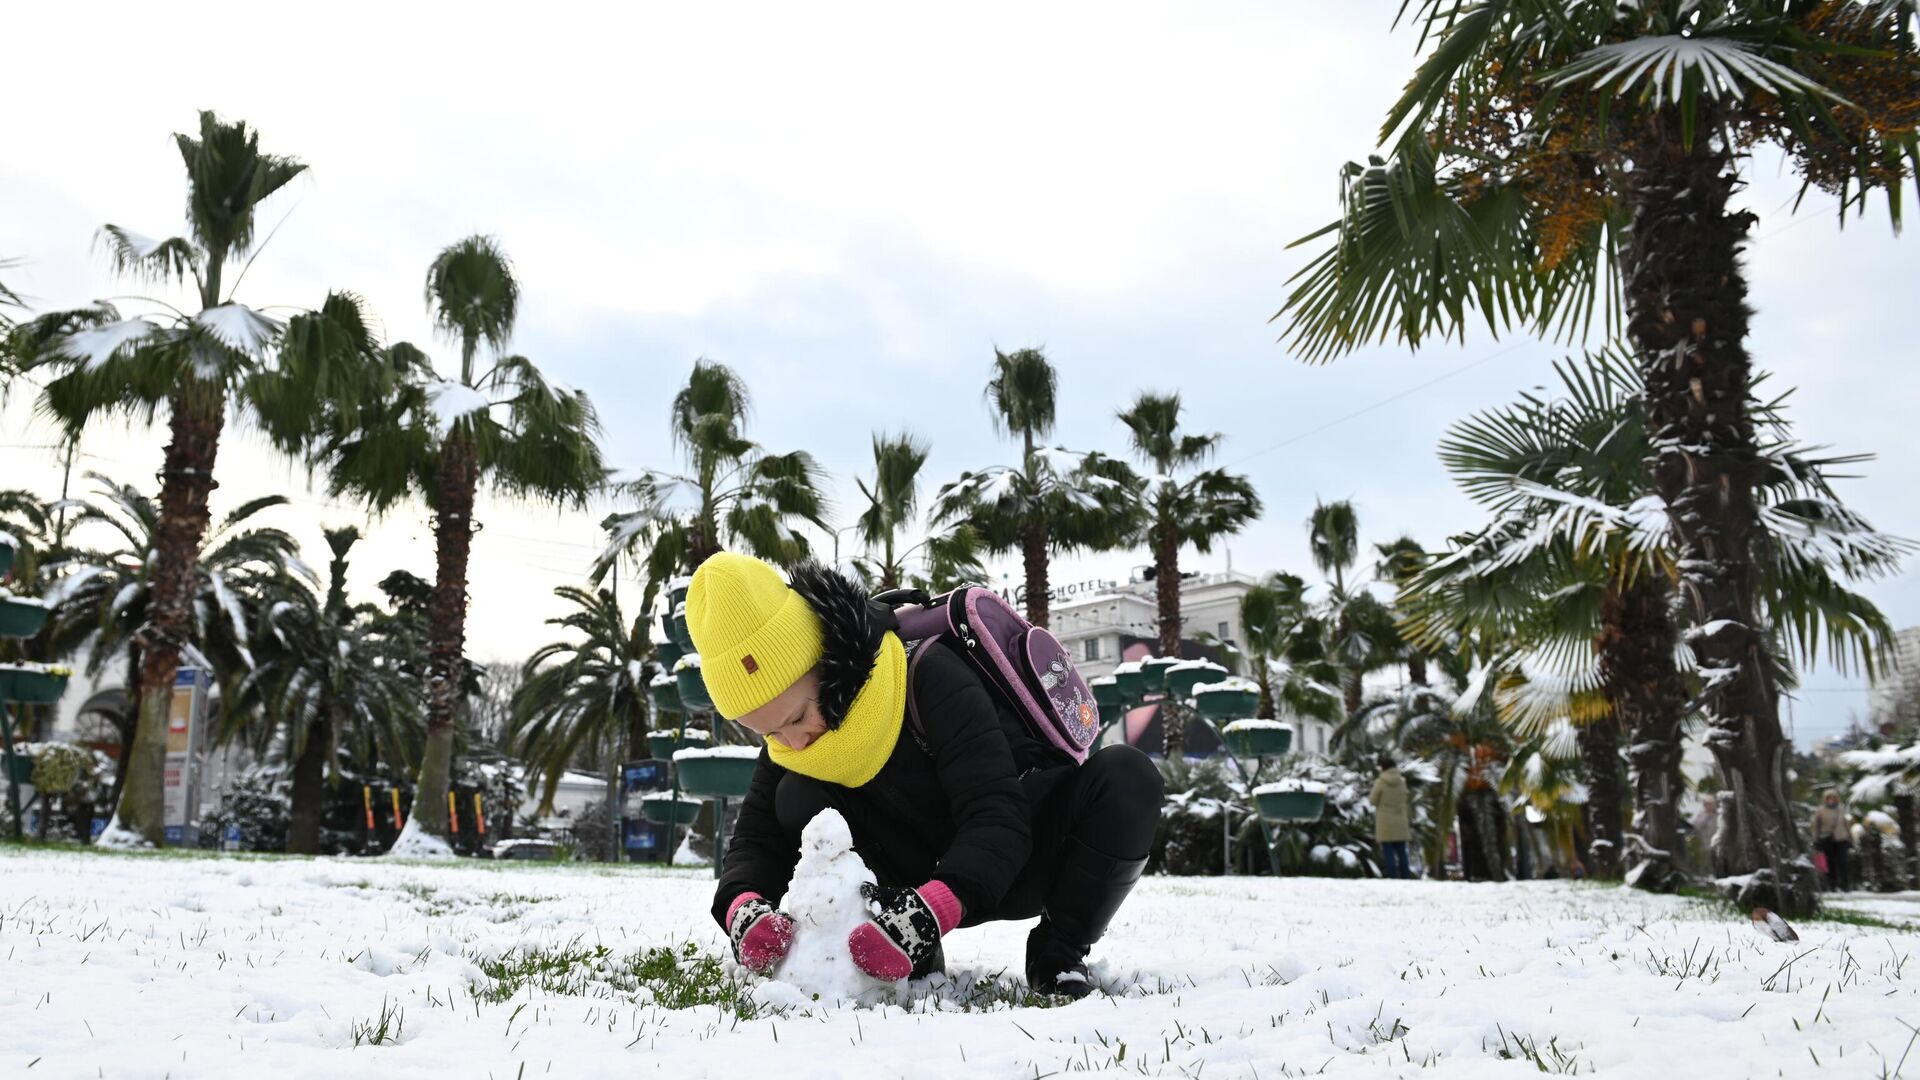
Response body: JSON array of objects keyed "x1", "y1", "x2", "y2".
[
  {"x1": 57, "y1": 317, "x2": 164, "y2": 370},
  {"x1": 423, "y1": 380, "x2": 497, "y2": 435},
  {"x1": 1545, "y1": 35, "x2": 1846, "y2": 107},
  {"x1": 1761, "y1": 499, "x2": 1912, "y2": 580},
  {"x1": 98, "y1": 225, "x2": 196, "y2": 284},
  {"x1": 193, "y1": 303, "x2": 282, "y2": 357}
]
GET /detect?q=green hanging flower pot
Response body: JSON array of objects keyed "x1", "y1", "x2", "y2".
[
  {"x1": 0, "y1": 664, "x2": 69, "y2": 704},
  {"x1": 1222, "y1": 720, "x2": 1294, "y2": 758},
  {"x1": 673, "y1": 747, "x2": 759, "y2": 799},
  {"x1": 1253, "y1": 781, "x2": 1327, "y2": 823}
]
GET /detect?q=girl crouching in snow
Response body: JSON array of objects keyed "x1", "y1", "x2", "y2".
[{"x1": 686, "y1": 552, "x2": 1163, "y2": 998}]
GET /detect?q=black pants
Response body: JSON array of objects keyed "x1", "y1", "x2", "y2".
[
  {"x1": 1818, "y1": 838, "x2": 1852, "y2": 892},
  {"x1": 773, "y1": 744, "x2": 1162, "y2": 925}
]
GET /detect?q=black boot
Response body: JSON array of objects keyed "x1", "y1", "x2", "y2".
[{"x1": 1025, "y1": 837, "x2": 1147, "y2": 999}]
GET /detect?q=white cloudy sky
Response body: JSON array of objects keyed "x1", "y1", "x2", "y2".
[{"x1": 3, "y1": 1, "x2": 1914, "y2": 747}]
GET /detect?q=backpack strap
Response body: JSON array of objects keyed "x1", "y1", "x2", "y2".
[{"x1": 901, "y1": 638, "x2": 936, "y2": 756}]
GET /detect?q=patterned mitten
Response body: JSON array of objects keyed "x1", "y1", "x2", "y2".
[
  {"x1": 727, "y1": 892, "x2": 796, "y2": 973},
  {"x1": 846, "y1": 881, "x2": 962, "y2": 980}
]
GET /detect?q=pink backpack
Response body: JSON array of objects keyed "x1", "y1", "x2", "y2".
[{"x1": 877, "y1": 587, "x2": 1103, "y2": 764}]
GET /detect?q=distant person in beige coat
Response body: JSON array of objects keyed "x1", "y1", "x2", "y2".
[
  {"x1": 1371, "y1": 754, "x2": 1413, "y2": 880},
  {"x1": 1812, "y1": 790, "x2": 1852, "y2": 892}
]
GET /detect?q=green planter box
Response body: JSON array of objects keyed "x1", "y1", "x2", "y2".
[
  {"x1": 1223, "y1": 722, "x2": 1293, "y2": 758},
  {"x1": 674, "y1": 750, "x2": 758, "y2": 798},
  {"x1": 655, "y1": 639, "x2": 685, "y2": 670},
  {"x1": 649, "y1": 679, "x2": 682, "y2": 712},
  {"x1": 647, "y1": 730, "x2": 710, "y2": 760},
  {"x1": 1113, "y1": 665, "x2": 1146, "y2": 700},
  {"x1": 1089, "y1": 677, "x2": 1122, "y2": 713},
  {"x1": 0, "y1": 539, "x2": 14, "y2": 579},
  {"x1": 639, "y1": 795, "x2": 704, "y2": 826},
  {"x1": 0, "y1": 597, "x2": 49, "y2": 638},
  {"x1": 1140, "y1": 657, "x2": 1179, "y2": 693},
  {"x1": 1193, "y1": 687, "x2": 1258, "y2": 719},
  {"x1": 668, "y1": 577, "x2": 693, "y2": 612},
  {"x1": 1254, "y1": 785, "x2": 1326, "y2": 823},
  {"x1": 675, "y1": 666, "x2": 713, "y2": 712},
  {"x1": 2, "y1": 753, "x2": 33, "y2": 785},
  {"x1": 671, "y1": 607, "x2": 694, "y2": 650},
  {"x1": 0, "y1": 666, "x2": 68, "y2": 704},
  {"x1": 1165, "y1": 662, "x2": 1228, "y2": 701}
]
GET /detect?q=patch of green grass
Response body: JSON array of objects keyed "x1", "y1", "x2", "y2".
[
  {"x1": 350, "y1": 996, "x2": 407, "y2": 1046},
  {"x1": 1675, "y1": 885, "x2": 1917, "y2": 931},
  {"x1": 475, "y1": 939, "x2": 760, "y2": 1018}
]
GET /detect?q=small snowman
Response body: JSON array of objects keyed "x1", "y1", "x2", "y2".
[{"x1": 764, "y1": 810, "x2": 899, "y2": 1005}]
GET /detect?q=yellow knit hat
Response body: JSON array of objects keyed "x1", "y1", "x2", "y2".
[{"x1": 685, "y1": 552, "x2": 823, "y2": 719}]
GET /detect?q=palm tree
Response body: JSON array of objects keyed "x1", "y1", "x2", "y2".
[
  {"x1": 271, "y1": 237, "x2": 608, "y2": 845},
  {"x1": 1402, "y1": 350, "x2": 1903, "y2": 885},
  {"x1": 595, "y1": 359, "x2": 827, "y2": 608},
  {"x1": 11, "y1": 112, "x2": 377, "y2": 844},
  {"x1": 509, "y1": 585, "x2": 652, "y2": 854},
  {"x1": 1305, "y1": 501, "x2": 1406, "y2": 720},
  {"x1": 39, "y1": 473, "x2": 309, "y2": 805},
  {"x1": 224, "y1": 527, "x2": 422, "y2": 853},
  {"x1": 1117, "y1": 392, "x2": 1262, "y2": 677},
  {"x1": 934, "y1": 349, "x2": 1144, "y2": 626},
  {"x1": 1278, "y1": 2, "x2": 1919, "y2": 913},
  {"x1": 851, "y1": 431, "x2": 985, "y2": 592},
  {"x1": 1238, "y1": 572, "x2": 1310, "y2": 720}
]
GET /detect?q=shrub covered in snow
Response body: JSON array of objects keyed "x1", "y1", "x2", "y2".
[{"x1": 201, "y1": 766, "x2": 292, "y2": 852}]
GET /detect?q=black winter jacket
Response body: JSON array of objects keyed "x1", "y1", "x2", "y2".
[{"x1": 711, "y1": 639, "x2": 1074, "y2": 927}]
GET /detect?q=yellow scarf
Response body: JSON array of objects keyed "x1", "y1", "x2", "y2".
[{"x1": 767, "y1": 631, "x2": 907, "y2": 787}]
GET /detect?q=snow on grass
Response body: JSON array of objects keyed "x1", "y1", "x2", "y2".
[{"x1": 2, "y1": 846, "x2": 1918, "y2": 1078}]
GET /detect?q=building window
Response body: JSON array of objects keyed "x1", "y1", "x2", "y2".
[
  {"x1": 1083, "y1": 637, "x2": 1102, "y2": 662},
  {"x1": 1217, "y1": 621, "x2": 1230, "y2": 640}
]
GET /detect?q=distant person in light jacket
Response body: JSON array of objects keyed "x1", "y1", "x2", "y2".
[
  {"x1": 1812, "y1": 790, "x2": 1852, "y2": 892},
  {"x1": 1371, "y1": 754, "x2": 1413, "y2": 880}
]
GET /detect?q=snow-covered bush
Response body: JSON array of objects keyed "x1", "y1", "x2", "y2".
[
  {"x1": 201, "y1": 767, "x2": 291, "y2": 852},
  {"x1": 569, "y1": 795, "x2": 617, "y2": 862},
  {"x1": 1152, "y1": 758, "x2": 1251, "y2": 876},
  {"x1": 1263, "y1": 759, "x2": 1383, "y2": 879}
]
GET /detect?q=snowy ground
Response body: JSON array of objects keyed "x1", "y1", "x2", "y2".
[{"x1": 2, "y1": 848, "x2": 1916, "y2": 1079}]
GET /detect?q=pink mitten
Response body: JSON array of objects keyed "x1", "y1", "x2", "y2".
[
  {"x1": 847, "y1": 881, "x2": 962, "y2": 981},
  {"x1": 727, "y1": 892, "x2": 796, "y2": 973}
]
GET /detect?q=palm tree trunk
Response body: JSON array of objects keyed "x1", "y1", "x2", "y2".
[
  {"x1": 1575, "y1": 714, "x2": 1626, "y2": 880},
  {"x1": 1406, "y1": 651, "x2": 1427, "y2": 687},
  {"x1": 287, "y1": 718, "x2": 328, "y2": 854},
  {"x1": 1154, "y1": 517, "x2": 1181, "y2": 658},
  {"x1": 1154, "y1": 517, "x2": 1186, "y2": 761},
  {"x1": 1021, "y1": 516, "x2": 1050, "y2": 627},
  {"x1": 116, "y1": 391, "x2": 224, "y2": 844},
  {"x1": 1601, "y1": 574, "x2": 1691, "y2": 886},
  {"x1": 1254, "y1": 663, "x2": 1275, "y2": 720},
  {"x1": 1625, "y1": 112, "x2": 1813, "y2": 915},
  {"x1": 413, "y1": 434, "x2": 480, "y2": 842}
]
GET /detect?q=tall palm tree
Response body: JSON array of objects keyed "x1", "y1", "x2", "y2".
[
  {"x1": 509, "y1": 586, "x2": 652, "y2": 847},
  {"x1": 595, "y1": 359, "x2": 827, "y2": 609},
  {"x1": 1305, "y1": 501, "x2": 1405, "y2": 719},
  {"x1": 1403, "y1": 350, "x2": 1903, "y2": 885},
  {"x1": 1115, "y1": 391, "x2": 1261, "y2": 758},
  {"x1": 934, "y1": 349, "x2": 1144, "y2": 626},
  {"x1": 270, "y1": 237, "x2": 608, "y2": 845},
  {"x1": 1278, "y1": 2, "x2": 1919, "y2": 913},
  {"x1": 12, "y1": 112, "x2": 377, "y2": 843},
  {"x1": 852, "y1": 431, "x2": 985, "y2": 592},
  {"x1": 40, "y1": 473, "x2": 309, "y2": 805},
  {"x1": 224, "y1": 527, "x2": 422, "y2": 854}
]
